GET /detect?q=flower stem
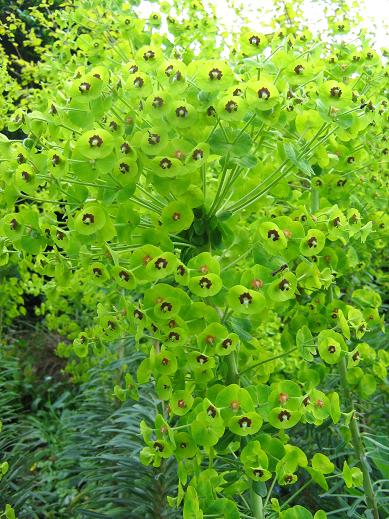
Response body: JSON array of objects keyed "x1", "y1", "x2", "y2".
[{"x1": 338, "y1": 356, "x2": 380, "y2": 519}]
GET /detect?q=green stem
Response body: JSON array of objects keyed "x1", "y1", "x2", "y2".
[
  {"x1": 248, "y1": 480, "x2": 264, "y2": 519},
  {"x1": 240, "y1": 348, "x2": 297, "y2": 376},
  {"x1": 338, "y1": 357, "x2": 380, "y2": 519},
  {"x1": 227, "y1": 352, "x2": 239, "y2": 384}
]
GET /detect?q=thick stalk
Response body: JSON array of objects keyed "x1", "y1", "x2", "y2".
[
  {"x1": 248, "y1": 480, "x2": 264, "y2": 519},
  {"x1": 338, "y1": 357, "x2": 380, "y2": 519}
]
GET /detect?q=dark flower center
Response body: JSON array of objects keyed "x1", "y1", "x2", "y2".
[
  {"x1": 155, "y1": 257, "x2": 168, "y2": 269},
  {"x1": 79, "y1": 82, "x2": 91, "y2": 93},
  {"x1": 152, "y1": 96, "x2": 164, "y2": 108},
  {"x1": 196, "y1": 354, "x2": 208, "y2": 364},
  {"x1": 161, "y1": 302, "x2": 173, "y2": 312},
  {"x1": 154, "y1": 441, "x2": 164, "y2": 452},
  {"x1": 307, "y1": 236, "x2": 317, "y2": 248},
  {"x1": 209, "y1": 68, "x2": 223, "y2": 80},
  {"x1": 134, "y1": 77, "x2": 144, "y2": 88},
  {"x1": 294, "y1": 64, "x2": 304, "y2": 74},
  {"x1": 148, "y1": 132, "x2": 161, "y2": 145},
  {"x1": 89, "y1": 134, "x2": 103, "y2": 147},
  {"x1": 199, "y1": 277, "x2": 212, "y2": 289},
  {"x1": 258, "y1": 87, "x2": 271, "y2": 99},
  {"x1": 328, "y1": 345, "x2": 336, "y2": 353},
  {"x1": 278, "y1": 410, "x2": 291, "y2": 422},
  {"x1": 143, "y1": 50, "x2": 155, "y2": 61},
  {"x1": 160, "y1": 158, "x2": 172, "y2": 169},
  {"x1": 93, "y1": 267, "x2": 102, "y2": 277},
  {"x1": 225, "y1": 100, "x2": 238, "y2": 113},
  {"x1": 52, "y1": 154, "x2": 61, "y2": 166},
  {"x1": 207, "y1": 106, "x2": 216, "y2": 117},
  {"x1": 207, "y1": 405, "x2": 217, "y2": 417},
  {"x1": 192, "y1": 149, "x2": 204, "y2": 160},
  {"x1": 253, "y1": 469, "x2": 264, "y2": 477},
  {"x1": 279, "y1": 279, "x2": 290, "y2": 291},
  {"x1": 119, "y1": 270, "x2": 130, "y2": 281},
  {"x1": 82, "y1": 213, "x2": 95, "y2": 225},
  {"x1": 239, "y1": 292, "x2": 253, "y2": 305},
  {"x1": 172, "y1": 212, "x2": 181, "y2": 221},
  {"x1": 249, "y1": 35, "x2": 260, "y2": 46},
  {"x1": 161, "y1": 357, "x2": 169, "y2": 366},
  {"x1": 267, "y1": 229, "x2": 280, "y2": 241},
  {"x1": 238, "y1": 416, "x2": 252, "y2": 428},
  {"x1": 129, "y1": 65, "x2": 138, "y2": 74},
  {"x1": 175, "y1": 106, "x2": 188, "y2": 118},
  {"x1": 251, "y1": 279, "x2": 264, "y2": 289},
  {"x1": 121, "y1": 142, "x2": 131, "y2": 154},
  {"x1": 178, "y1": 399, "x2": 186, "y2": 408},
  {"x1": 168, "y1": 331, "x2": 180, "y2": 341},
  {"x1": 134, "y1": 309, "x2": 144, "y2": 320},
  {"x1": 119, "y1": 162, "x2": 130, "y2": 173},
  {"x1": 330, "y1": 86, "x2": 342, "y2": 98},
  {"x1": 222, "y1": 338, "x2": 232, "y2": 349},
  {"x1": 177, "y1": 265, "x2": 186, "y2": 276}
]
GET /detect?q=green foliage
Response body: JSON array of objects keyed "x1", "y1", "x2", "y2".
[{"x1": 0, "y1": 0, "x2": 388, "y2": 517}]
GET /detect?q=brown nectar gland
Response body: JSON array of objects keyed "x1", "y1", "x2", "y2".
[
  {"x1": 177, "y1": 399, "x2": 186, "y2": 408},
  {"x1": 89, "y1": 134, "x2": 103, "y2": 147},
  {"x1": 251, "y1": 278, "x2": 264, "y2": 289},
  {"x1": 278, "y1": 410, "x2": 291, "y2": 422},
  {"x1": 267, "y1": 229, "x2": 280, "y2": 241},
  {"x1": 172, "y1": 212, "x2": 181, "y2": 221},
  {"x1": 225, "y1": 100, "x2": 238, "y2": 113},
  {"x1": 222, "y1": 338, "x2": 232, "y2": 349},
  {"x1": 160, "y1": 158, "x2": 172, "y2": 169},
  {"x1": 161, "y1": 357, "x2": 169, "y2": 366},
  {"x1": 153, "y1": 441, "x2": 164, "y2": 452},
  {"x1": 134, "y1": 77, "x2": 144, "y2": 88},
  {"x1": 239, "y1": 292, "x2": 253, "y2": 305},
  {"x1": 192, "y1": 149, "x2": 204, "y2": 161},
  {"x1": 330, "y1": 86, "x2": 342, "y2": 98},
  {"x1": 93, "y1": 267, "x2": 102, "y2": 277},
  {"x1": 160, "y1": 302, "x2": 173, "y2": 312},
  {"x1": 328, "y1": 344, "x2": 336, "y2": 354},
  {"x1": 249, "y1": 35, "x2": 260, "y2": 46},
  {"x1": 253, "y1": 469, "x2": 264, "y2": 477},
  {"x1": 199, "y1": 277, "x2": 212, "y2": 289},
  {"x1": 196, "y1": 354, "x2": 208, "y2": 364},
  {"x1": 278, "y1": 392, "x2": 289, "y2": 404},
  {"x1": 209, "y1": 68, "x2": 223, "y2": 80},
  {"x1": 82, "y1": 213, "x2": 95, "y2": 225},
  {"x1": 257, "y1": 87, "x2": 271, "y2": 99},
  {"x1": 148, "y1": 133, "x2": 161, "y2": 145},
  {"x1": 152, "y1": 96, "x2": 164, "y2": 108},
  {"x1": 134, "y1": 309, "x2": 144, "y2": 320},
  {"x1": 119, "y1": 270, "x2": 130, "y2": 281},
  {"x1": 143, "y1": 50, "x2": 155, "y2": 61},
  {"x1": 119, "y1": 162, "x2": 130, "y2": 173},
  {"x1": 79, "y1": 82, "x2": 91, "y2": 93},
  {"x1": 294, "y1": 64, "x2": 304, "y2": 74},
  {"x1": 279, "y1": 279, "x2": 290, "y2": 291},
  {"x1": 207, "y1": 405, "x2": 217, "y2": 417},
  {"x1": 168, "y1": 331, "x2": 180, "y2": 341},
  {"x1": 155, "y1": 257, "x2": 168, "y2": 269},
  {"x1": 238, "y1": 416, "x2": 252, "y2": 428},
  {"x1": 307, "y1": 236, "x2": 317, "y2": 248},
  {"x1": 230, "y1": 400, "x2": 240, "y2": 411},
  {"x1": 175, "y1": 106, "x2": 188, "y2": 118},
  {"x1": 120, "y1": 142, "x2": 131, "y2": 154}
]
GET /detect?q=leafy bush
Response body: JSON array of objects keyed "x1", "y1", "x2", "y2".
[{"x1": 0, "y1": 0, "x2": 388, "y2": 518}]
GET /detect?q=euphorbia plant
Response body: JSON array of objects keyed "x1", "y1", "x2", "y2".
[{"x1": 0, "y1": 0, "x2": 387, "y2": 517}]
